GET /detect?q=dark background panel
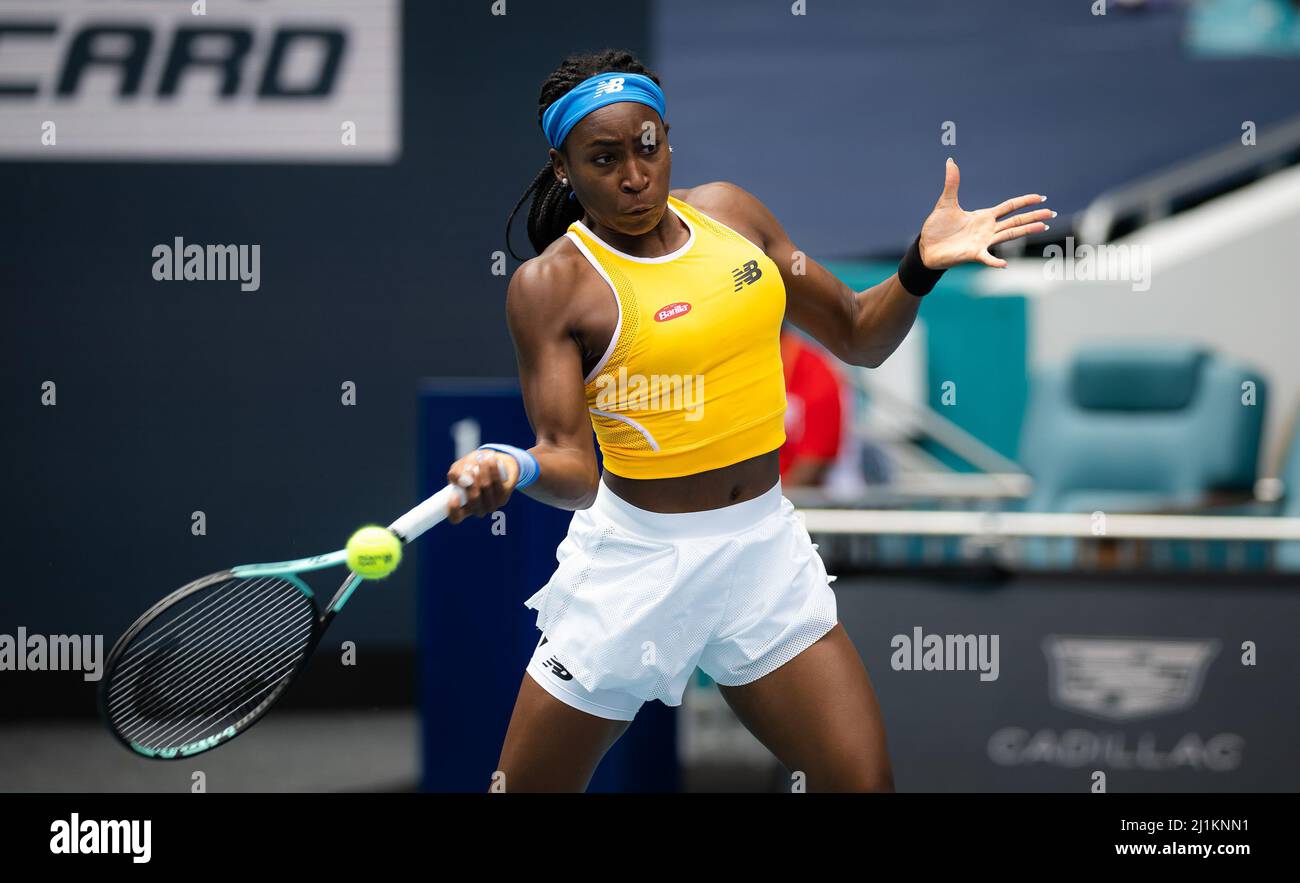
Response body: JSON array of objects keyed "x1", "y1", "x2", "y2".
[
  {"x1": 1, "y1": 1, "x2": 652, "y2": 648},
  {"x1": 834, "y1": 571, "x2": 1300, "y2": 792}
]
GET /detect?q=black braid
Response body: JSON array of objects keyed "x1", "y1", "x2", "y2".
[{"x1": 504, "y1": 49, "x2": 662, "y2": 261}]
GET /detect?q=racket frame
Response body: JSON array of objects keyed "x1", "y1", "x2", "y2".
[
  {"x1": 99, "y1": 479, "x2": 478, "y2": 759},
  {"x1": 98, "y1": 567, "x2": 327, "y2": 759}
]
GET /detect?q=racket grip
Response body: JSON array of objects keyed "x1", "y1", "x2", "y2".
[{"x1": 387, "y1": 456, "x2": 509, "y2": 542}]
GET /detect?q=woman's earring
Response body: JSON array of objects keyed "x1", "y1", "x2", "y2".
[
  {"x1": 561, "y1": 177, "x2": 568, "y2": 185},
  {"x1": 669, "y1": 146, "x2": 674, "y2": 153}
]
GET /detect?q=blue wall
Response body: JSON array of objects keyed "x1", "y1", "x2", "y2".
[{"x1": 654, "y1": 0, "x2": 1300, "y2": 258}]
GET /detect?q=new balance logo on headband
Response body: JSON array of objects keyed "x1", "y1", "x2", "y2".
[
  {"x1": 732, "y1": 260, "x2": 762, "y2": 291},
  {"x1": 594, "y1": 77, "x2": 627, "y2": 97}
]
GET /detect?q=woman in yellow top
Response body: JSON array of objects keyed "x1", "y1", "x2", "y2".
[{"x1": 445, "y1": 49, "x2": 1051, "y2": 792}]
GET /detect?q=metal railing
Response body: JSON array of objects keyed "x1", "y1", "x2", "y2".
[
  {"x1": 1076, "y1": 114, "x2": 1300, "y2": 246},
  {"x1": 833, "y1": 366, "x2": 1032, "y2": 503},
  {"x1": 798, "y1": 509, "x2": 1300, "y2": 572},
  {"x1": 995, "y1": 114, "x2": 1300, "y2": 257},
  {"x1": 800, "y1": 509, "x2": 1300, "y2": 540}
]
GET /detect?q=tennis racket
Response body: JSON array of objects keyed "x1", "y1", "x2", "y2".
[{"x1": 99, "y1": 466, "x2": 502, "y2": 760}]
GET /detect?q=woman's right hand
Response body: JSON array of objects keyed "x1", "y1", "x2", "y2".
[{"x1": 446, "y1": 450, "x2": 520, "y2": 524}]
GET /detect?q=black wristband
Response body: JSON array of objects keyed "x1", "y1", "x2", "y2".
[{"x1": 897, "y1": 234, "x2": 945, "y2": 297}]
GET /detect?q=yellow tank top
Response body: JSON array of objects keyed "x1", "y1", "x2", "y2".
[{"x1": 563, "y1": 194, "x2": 787, "y2": 479}]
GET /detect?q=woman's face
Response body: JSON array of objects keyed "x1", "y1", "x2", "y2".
[{"x1": 552, "y1": 101, "x2": 671, "y2": 234}]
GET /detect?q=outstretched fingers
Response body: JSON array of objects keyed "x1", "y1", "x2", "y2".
[
  {"x1": 936, "y1": 157, "x2": 961, "y2": 207},
  {"x1": 990, "y1": 193, "x2": 1047, "y2": 219},
  {"x1": 989, "y1": 217, "x2": 1050, "y2": 246},
  {"x1": 995, "y1": 207, "x2": 1055, "y2": 233}
]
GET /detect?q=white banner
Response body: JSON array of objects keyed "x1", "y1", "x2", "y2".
[{"x1": 0, "y1": 0, "x2": 400, "y2": 162}]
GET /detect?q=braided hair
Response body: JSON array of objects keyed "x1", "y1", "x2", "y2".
[{"x1": 504, "y1": 49, "x2": 663, "y2": 261}]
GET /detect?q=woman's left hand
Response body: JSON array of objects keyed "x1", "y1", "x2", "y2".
[{"x1": 918, "y1": 158, "x2": 1052, "y2": 270}]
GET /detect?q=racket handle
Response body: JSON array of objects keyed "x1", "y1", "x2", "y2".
[{"x1": 387, "y1": 456, "x2": 509, "y2": 542}]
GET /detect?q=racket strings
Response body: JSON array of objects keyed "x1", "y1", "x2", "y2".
[
  {"x1": 113, "y1": 596, "x2": 308, "y2": 748},
  {"x1": 106, "y1": 576, "x2": 317, "y2": 754},
  {"x1": 109, "y1": 580, "x2": 299, "y2": 712},
  {"x1": 113, "y1": 582, "x2": 312, "y2": 751},
  {"x1": 118, "y1": 583, "x2": 310, "y2": 743},
  {"x1": 116, "y1": 602, "x2": 307, "y2": 744}
]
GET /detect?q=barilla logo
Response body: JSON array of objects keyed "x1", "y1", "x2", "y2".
[{"x1": 654, "y1": 302, "x2": 691, "y2": 322}]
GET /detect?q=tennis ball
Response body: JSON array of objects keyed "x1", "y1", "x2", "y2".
[{"x1": 346, "y1": 525, "x2": 402, "y2": 580}]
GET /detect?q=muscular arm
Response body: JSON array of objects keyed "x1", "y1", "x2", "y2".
[
  {"x1": 502, "y1": 257, "x2": 601, "y2": 510},
  {"x1": 695, "y1": 182, "x2": 924, "y2": 369}
]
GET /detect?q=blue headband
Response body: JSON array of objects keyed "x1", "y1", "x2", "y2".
[{"x1": 541, "y1": 71, "x2": 667, "y2": 150}]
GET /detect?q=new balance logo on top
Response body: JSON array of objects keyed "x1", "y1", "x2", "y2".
[
  {"x1": 594, "y1": 77, "x2": 627, "y2": 97},
  {"x1": 732, "y1": 260, "x2": 762, "y2": 291}
]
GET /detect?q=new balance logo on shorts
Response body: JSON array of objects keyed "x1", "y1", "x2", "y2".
[
  {"x1": 536, "y1": 635, "x2": 573, "y2": 681},
  {"x1": 732, "y1": 259, "x2": 762, "y2": 291},
  {"x1": 541, "y1": 656, "x2": 573, "y2": 681}
]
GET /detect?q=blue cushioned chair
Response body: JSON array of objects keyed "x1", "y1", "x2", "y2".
[
  {"x1": 1274, "y1": 419, "x2": 1300, "y2": 569},
  {"x1": 1016, "y1": 342, "x2": 1266, "y2": 568}
]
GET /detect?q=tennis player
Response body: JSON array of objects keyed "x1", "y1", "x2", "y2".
[{"x1": 445, "y1": 49, "x2": 1050, "y2": 792}]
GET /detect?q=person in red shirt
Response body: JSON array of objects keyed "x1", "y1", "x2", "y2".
[{"x1": 779, "y1": 326, "x2": 845, "y2": 487}]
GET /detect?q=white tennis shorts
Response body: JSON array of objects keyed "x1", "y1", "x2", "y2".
[{"x1": 523, "y1": 477, "x2": 839, "y2": 721}]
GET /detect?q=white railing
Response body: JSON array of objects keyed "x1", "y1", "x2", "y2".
[{"x1": 800, "y1": 509, "x2": 1300, "y2": 540}]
